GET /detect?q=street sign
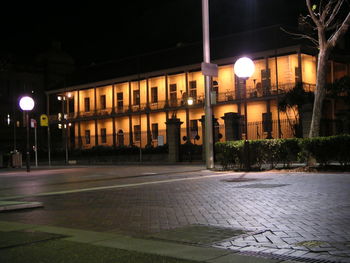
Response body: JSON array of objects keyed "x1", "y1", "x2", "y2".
[
  {"x1": 158, "y1": 135, "x2": 164, "y2": 146},
  {"x1": 30, "y1": 119, "x2": 37, "y2": 128},
  {"x1": 201, "y1": 62, "x2": 218, "y2": 77},
  {"x1": 40, "y1": 114, "x2": 48, "y2": 127}
]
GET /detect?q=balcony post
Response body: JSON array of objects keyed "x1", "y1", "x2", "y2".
[
  {"x1": 112, "y1": 84, "x2": 115, "y2": 114},
  {"x1": 95, "y1": 119, "x2": 98, "y2": 146},
  {"x1": 185, "y1": 72, "x2": 190, "y2": 143}
]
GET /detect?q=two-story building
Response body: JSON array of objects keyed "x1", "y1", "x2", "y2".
[{"x1": 46, "y1": 26, "x2": 349, "y2": 150}]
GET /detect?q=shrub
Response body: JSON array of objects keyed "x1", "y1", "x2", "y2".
[
  {"x1": 332, "y1": 134, "x2": 350, "y2": 166},
  {"x1": 215, "y1": 141, "x2": 242, "y2": 169},
  {"x1": 299, "y1": 137, "x2": 336, "y2": 166},
  {"x1": 215, "y1": 135, "x2": 348, "y2": 170}
]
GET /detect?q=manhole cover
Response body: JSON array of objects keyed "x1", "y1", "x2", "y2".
[
  {"x1": 150, "y1": 225, "x2": 246, "y2": 245},
  {"x1": 235, "y1": 183, "x2": 289, "y2": 189}
]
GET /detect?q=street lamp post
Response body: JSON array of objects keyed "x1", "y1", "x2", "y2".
[
  {"x1": 19, "y1": 96, "x2": 35, "y2": 172},
  {"x1": 234, "y1": 57, "x2": 255, "y2": 171},
  {"x1": 202, "y1": 0, "x2": 215, "y2": 169},
  {"x1": 58, "y1": 94, "x2": 70, "y2": 164}
]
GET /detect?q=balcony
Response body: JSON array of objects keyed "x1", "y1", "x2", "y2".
[
  {"x1": 49, "y1": 82, "x2": 316, "y2": 123},
  {"x1": 216, "y1": 82, "x2": 316, "y2": 103}
]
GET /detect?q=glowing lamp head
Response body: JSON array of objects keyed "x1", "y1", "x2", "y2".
[
  {"x1": 187, "y1": 97, "x2": 194, "y2": 106},
  {"x1": 234, "y1": 57, "x2": 255, "y2": 79},
  {"x1": 19, "y1": 96, "x2": 35, "y2": 111}
]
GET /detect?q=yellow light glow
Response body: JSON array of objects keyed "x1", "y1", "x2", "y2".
[
  {"x1": 187, "y1": 97, "x2": 194, "y2": 105},
  {"x1": 234, "y1": 57, "x2": 255, "y2": 78}
]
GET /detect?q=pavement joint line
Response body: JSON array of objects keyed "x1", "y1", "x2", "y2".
[
  {"x1": 0, "y1": 172, "x2": 234, "y2": 201},
  {"x1": 0, "y1": 220, "x2": 280, "y2": 263}
]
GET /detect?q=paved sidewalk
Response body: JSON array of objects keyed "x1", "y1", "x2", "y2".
[
  {"x1": 0, "y1": 221, "x2": 282, "y2": 263},
  {"x1": 0, "y1": 166, "x2": 349, "y2": 262}
]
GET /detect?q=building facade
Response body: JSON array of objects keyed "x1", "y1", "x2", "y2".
[{"x1": 47, "y1": 45, "x2": 349, "y2": 150}]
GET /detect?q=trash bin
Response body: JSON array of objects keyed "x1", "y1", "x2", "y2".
[{"x1": 11, "y1": 151, "x2": 22, "y2": 168}]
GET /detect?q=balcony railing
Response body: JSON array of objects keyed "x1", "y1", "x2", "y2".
[{"x1": 49, "y1": 82, "x2": 316, "y2": 122}]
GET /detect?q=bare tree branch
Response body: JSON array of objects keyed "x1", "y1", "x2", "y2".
[
  {"x1": 306, "y1": 0, "x2": 322, "y2": 26},
  {"x1": 320, "y1": 0, "x2": 337, "y2": 23},
  {"x1": 325, "y1": 0, "x2": 344, "y2": 27},
  {"x1": 328, "y1": 12, "x2": 350, "y2": 48},
  {"x1": 280, "y1": 27, "x2": 319, "y2": 46}
]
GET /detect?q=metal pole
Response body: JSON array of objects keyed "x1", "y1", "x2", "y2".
[
  {"x1": 202, "y1": 0, "x2": 214, "y2": 169},
  {"x1": 25, "y1": 112, "x2": 30, "y2": 172},
  {"x1": 46, "y1": 94, "x2": 51, "y2": 166},
  {"x1": 48, "y1": 125, "x2": 51, "y2": 166},
  {"x1": 13, "y1": 117, "x2": 16, "y2": 151},
  {"x1": 65, "y1": 124, "x2": 69, "y2": 164},
  {"x1": 34, "y1": 126, "x2": 38, "y2": 167}
]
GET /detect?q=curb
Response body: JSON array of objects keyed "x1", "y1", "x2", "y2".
[{"x1": 0, "y1": 201, "x2": 43, "y2": 212}]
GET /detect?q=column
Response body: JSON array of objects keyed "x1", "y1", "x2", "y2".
[
  {"x1": 147, "y1": 112, "x2": 151, "y2": 146},
  {"x1": 199, "y1": 115, "x2": 219, "y2": 161},
  {"x1": 77, "y1": 90, "x2": 80, "y2": 117},
  {"x1": 185, "y1": 72, "x2": 190, "y2": 143},
  {"x1": 128, "y1": 81, "x2": 132, "y2": 111},
  {"x1": 78, "y1": 121, "x2": 82, "y2": 148},
  {"x1": 129, "y1": 115, "x2": 133, "y2": 145},
  {"x1": 165, "y1": 74, "x2": 169, "y2": 107},
  {"x1": 165, "y1": 118, "x2": 183, "y2": 162},
  {"x1": 95, "y1": 119, "x2": 98, "y2": 146},
  {"x1": 94, "y1": 87, "x2": 97, "y2": 114},
  {"x1": 112, "y1": 84, "x2": 115, "y2": 113},
  {"x1": 221, "y1": 112, "x2": 241, "y2": 141},
  {"x1": 146, "y1": 78, "x2": 150, "y2": 108},
  {"x1": 112, "y1": 117, "x2": 116, "y2": 148}
]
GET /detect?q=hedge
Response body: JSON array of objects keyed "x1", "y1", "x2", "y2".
[{"x1": 215, "y1": 134, "x2": 350, "y2": 170}]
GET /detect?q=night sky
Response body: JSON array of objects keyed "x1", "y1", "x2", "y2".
[{"x1": 1, "y1": 0, "x2": 306, "y2": 66}]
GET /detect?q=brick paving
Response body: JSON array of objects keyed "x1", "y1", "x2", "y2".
[{"x1": 0, "y1": 167, "x2": 349, "y2": 262}]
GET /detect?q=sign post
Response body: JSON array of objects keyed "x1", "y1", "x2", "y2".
[
  {"x1": 40, "y1": 114, "x2": 50, "y2": 166},
  {"x1": 31, "y1": 119, "x2": 38, "y2": 167}
]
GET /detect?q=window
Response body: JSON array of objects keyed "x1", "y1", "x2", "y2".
[
  {"x1": 151, "y1": 87, "x2": 158, "y2": 103},
  {"x1": 169, "y1": 84, "x2": 177, "y2": 106},
  {"x1": 117, "y1": 92, "x2": 123, "y2": 109},
  {"x1": 189, "y1": 81, "x2": 197, "y2": 98},
  {"x1": 85, "y1": 130, "x2": 91, "y2": 144},
  {"x1": 101, "y1": 128, "x2": 107, "y2": 143},
  {"x1": 151, "y1": 123, "x2": 158, "y2": 140},
  {"x1": 133, "y1": 90, "x2": 140, "y2": 105},
  {"x1": 134, "y1": 125, "x2": 141, "y2": 141},
  {"x1": 100, "y1": 95, "x2": 106, "y2": 109},
  {"x1": 84, "y1": 98, "x2": 90, "y2": 112}
]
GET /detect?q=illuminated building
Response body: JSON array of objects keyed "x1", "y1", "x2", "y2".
[{"x1": 47, "y1": 26, "x2": 349, "y2": 150}]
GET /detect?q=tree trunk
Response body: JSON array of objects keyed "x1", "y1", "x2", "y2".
[{"x1": 308, "y1": 49, "x2": 330, "y2": 137}]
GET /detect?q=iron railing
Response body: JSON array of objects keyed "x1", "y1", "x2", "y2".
[{"x1": 49, "y1": 82, "x2": 316, "y2": 122}]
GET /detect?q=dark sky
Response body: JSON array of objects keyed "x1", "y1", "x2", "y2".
[{"x1": 1, "y1": 0, "x2": 306, "y2": 66}]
